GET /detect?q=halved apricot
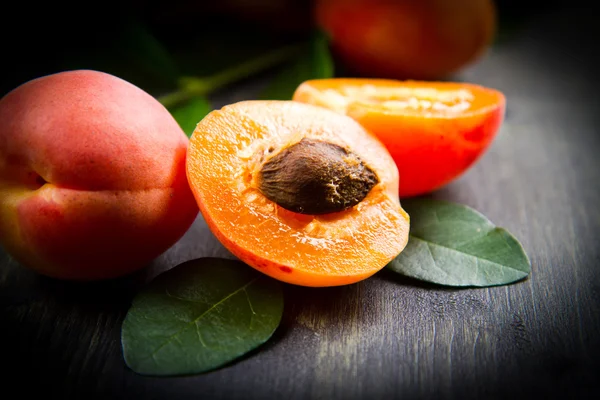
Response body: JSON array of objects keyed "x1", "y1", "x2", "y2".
[
  {"x1": 186, "y1": 100, "x2": 409, "y2": 287},
  {"x1": 293, "y1": 78, "x2": 506, "y2": 197}
]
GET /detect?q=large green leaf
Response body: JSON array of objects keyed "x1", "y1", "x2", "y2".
[
  {"x1": 387, "y1": 198, "x2": 531, "y2": 287},
  {"x1": 122, "y1": 258, "x2": 284, "y2": 376},
  {"x1": 259, "y1": 30, "x2": 334, "y2": 100},
  {"x1": 168, "y1": 96, "x2": 212, "y2": 137}
]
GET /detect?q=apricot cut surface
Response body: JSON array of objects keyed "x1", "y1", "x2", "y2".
[
  {"x1": 186, "y1": 100, "x2": 409, "y2": 287},
  {"x1": 293, "y1": 78, "x2": 506, "y2": 197}
]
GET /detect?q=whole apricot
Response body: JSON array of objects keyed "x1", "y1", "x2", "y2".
[
  {"x1": 0, "y1": 70, "x2": 198, "y2": 280},
  {"x1": 315, "y1": 0, "x2": 497, "y2": 80}
]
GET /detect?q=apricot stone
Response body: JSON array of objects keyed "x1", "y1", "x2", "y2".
[{"x1": 0, "y1": 70, "x2": 198, "y2": 280}]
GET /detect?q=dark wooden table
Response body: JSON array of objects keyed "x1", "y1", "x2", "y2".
[{"x1": 2, "y1": 7, "x2": 599, "y2": 400}]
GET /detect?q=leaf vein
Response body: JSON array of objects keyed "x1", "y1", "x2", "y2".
[
  {"x1": 411, "y1": 235, "x2": 528, "y2": 274},
  {"x1": 195, "y1": 321, "x2": 208, "y2": 348},
  {"x1": 243, "y1": 288, "x2": 257, "y2": 315},
  {"x1": 145, "y1": 278, "x2": 259, "y2": 360},
  {"x1": 424, "y1": 241, "x2": 451, "y2": 278},
  {"x1": 243, "y1": 288, "x2": 257, "y2": 330}
]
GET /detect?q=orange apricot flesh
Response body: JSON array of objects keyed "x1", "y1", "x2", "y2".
[
  {"x1": 186, "y1": 100, "x2": 410, "y2": 287},
  {"x1": 293, "y1": 78, "x2": 506, "y2": 197}
]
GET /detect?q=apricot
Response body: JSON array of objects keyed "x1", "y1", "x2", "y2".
[
  {"x1": 315, "y1": 0, "x2": 497, "y2": 80},
  {"x1": 186, "y1": 100, "x2": 410, "y2": 287},
  {"x1": 293, "y1": 78, "x2": 506, "y2": 197},
  {"x1": 0, "y1": 70, "x2": 198, "y2": 280}
]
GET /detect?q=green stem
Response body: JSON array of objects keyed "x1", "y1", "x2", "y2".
[
  {"x1": 158, "y1": 43, "x2": 304, "y2": 109},
  {"x1": 157, "y1": 90, "x2": 195, "y2": 110}
]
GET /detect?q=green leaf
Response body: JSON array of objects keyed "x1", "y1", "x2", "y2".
[
  {"x1": 121, "y1": 258, "x2": 284, "y2": 376},
  {"x1": 387, "y1": 198, "x2": 531, "y2": 287},
  {"x1": 168, "y1": 96, "x2": 212, "y2": 137},
  {"x1": 259, "y1": 30, "x2": 334, "y2": 100}
]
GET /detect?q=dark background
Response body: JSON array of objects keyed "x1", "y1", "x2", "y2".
[
  {"x1": 2, "y1": 1, "x2": 600, "y2": 399},
  {"x1": 1, "y1": 0, "x2": 584, "y2": 96}
]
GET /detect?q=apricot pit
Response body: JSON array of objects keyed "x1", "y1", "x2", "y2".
[{"x1": 258, "y1": 138, "x2": 379, "y2": 215}]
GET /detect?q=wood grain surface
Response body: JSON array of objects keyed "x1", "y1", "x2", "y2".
[{"x1": 2, "y1": 7, "x2": 599, "y2": 400}]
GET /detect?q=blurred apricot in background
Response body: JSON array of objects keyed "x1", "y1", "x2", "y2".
[{"x1": 315, "y1": 0, "x2": 497, "y2": 80}]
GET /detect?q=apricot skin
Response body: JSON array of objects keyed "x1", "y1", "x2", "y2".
[
  {"x1": 316, "y1": 0, "x2": 496, "y2": 80},
  {"x1": 0, "y1": 70, "x2": 198, "y2": 280}
]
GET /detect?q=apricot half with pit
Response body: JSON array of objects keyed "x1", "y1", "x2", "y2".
[{"x1": 186, "y1": 100, "x2": 410, "y2": 287}]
